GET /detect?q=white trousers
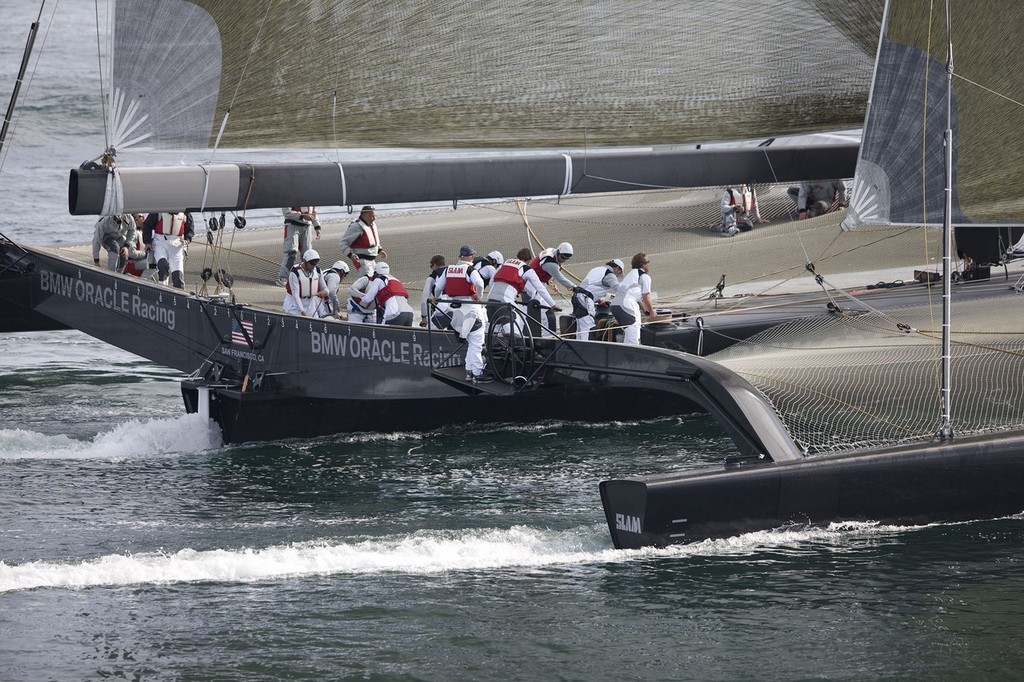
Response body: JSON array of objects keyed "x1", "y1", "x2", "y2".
[{"x1": 152, "y1": 235, "x2": 185, "y2": 280}]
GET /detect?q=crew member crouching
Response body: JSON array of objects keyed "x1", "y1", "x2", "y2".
[{"x1": 359, "y1": 262, "x2": 414, "y2": 326}]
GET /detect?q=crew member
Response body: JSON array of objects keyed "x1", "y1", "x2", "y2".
[
  {"x1": 720, "y1": 184, "x2": 765, "y2": 236},
  {"x1": 283, "y1": 249, "x2": 329, "y2": 317},
  {"x1": 610, "y1": 252, "x2": 654, "y2": 345},
  {"x1": 339, "y1": 205, "x2": 386, "y2": 277},
  {"x1": 346, "y1": 271, "x2": 378, "y2": 324},
  {"x1": 277, "y1": 206, "x2": 320, "y2": 286},
  {"x1": 572, "y1": 258, "x2": 624, "y2": 340},
  {"x1": 322, "y1": 260, "x2": 350, "y2": 318},
  {"x1": 360, "y1": 262, "x2": 414, "y2": 326},
  {"x1": 142, "y1": 211, "x2": 194, "y2": 289},
  {"x1": 434, "y1": 244, "x2": 488, "y2": 382},
  {"x1": 473, "y1": 250, "x2": 503, "y2": 288},
  {"x1": 487, "y1": 255, "x2": 558, "y2": 333},
  {"x1": 527, "y1": 241, "x2": 575, "y2": 335},
  {"x1": 91, "y1": 213, "x2": 137, "y2": 271},
  {"x1": 420, "y1": 254, "x2": 449, "y2": 328}
]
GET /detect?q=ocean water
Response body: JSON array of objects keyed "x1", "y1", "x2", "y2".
[{"x1": 3, "y1": 3, "x2": 1024, "y2": 680}]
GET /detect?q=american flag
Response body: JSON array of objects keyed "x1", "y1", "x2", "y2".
[{"x1": 231, "y1": 317, "x2": 255, "y2": 348}]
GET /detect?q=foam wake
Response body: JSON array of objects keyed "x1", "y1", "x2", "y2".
[
  {"x1": 0, "y1": 413, "x2": 222, "y2": 461},
  {"x1": 0, "y1": 521, "x2": 923, "y2": 593}
]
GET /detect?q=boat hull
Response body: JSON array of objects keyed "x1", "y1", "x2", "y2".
[{"x1": 600, "y1": 431, "x2": 1024, "y2": 548}]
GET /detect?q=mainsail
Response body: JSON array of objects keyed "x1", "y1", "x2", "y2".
[{"x1": 108, "y1": 0, "x2": 884, "y2": 151}]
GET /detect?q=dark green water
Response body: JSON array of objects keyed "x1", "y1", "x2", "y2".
[{"x1": 2, "y1": 332, "x2": 1023, "y2": 680}]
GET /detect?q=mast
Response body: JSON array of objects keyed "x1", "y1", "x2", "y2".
[
  {"x1": 939, "y1": 0, "x2": 954, "y2": 440},
  {"x1": 0, "y1": 4, "x2": 43, "y2": 157}
]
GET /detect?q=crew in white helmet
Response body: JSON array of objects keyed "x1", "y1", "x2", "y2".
[
  {"x1": 321, "y1": 259, "x2": 351, "y2": 318},
  {"x1": 283, "y1": 248, "x2": 329, "y2": 317},
  {"x1": 526, "y1": 241, "x2": 575, "y2": 336},
  {"x1": 572, "y1": 258, "x2": 624, "y2": 340},
  {"x1": 359, "y1": 262, "x2": 415, "y2": 326},
  {"x1": 472, "y1": 250, "x2": 504, "y2": 288}
]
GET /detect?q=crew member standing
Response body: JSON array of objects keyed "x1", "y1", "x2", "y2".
[
  {"x1": 142, "y1": 211, "x2": 194, "y2": 289},
  {"x1": 434, "y1": 245, "x2": 488, "y2": 382},
  {"x1": 283, "y1": 249, "x2": 329, "y2": 317},
  {"x1": 527, "y1": 242, "x2": 575, "y2": 335},
  {"x1": 277, "y1": 206, "x2": 321, "y2": 286},
  {"x1": 420, "y1": 254, "x2": 448, "y2": 328},
  {"x1": 572, "y1": 258, "x2": 624, "y2": 340},
  {"x1": 487, "y1": 255, "x2": 558, "y2": 330},
  {"x1": 339, "y1": 205, "x2": 386, "y2": 277},
  {"x1": 610, "y1": 252, "x2": 654, "y2": 346},
  {"x1": 360, "y1": 262, "x2": 414, "y2": 326},
  {"x1": 473, "y1": 250, "x2": 503, "y2": 289}
]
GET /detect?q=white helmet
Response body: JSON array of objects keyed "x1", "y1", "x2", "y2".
[
  {"x1": 330, "y1": 260, "x2": 350, "y2": 274},
  {"x1": 488, "y1": 250, "x2": 503, "y2": 265},
  {"x1": 557, "y1": 242, "x2": 574, "y2": 258},
  {"x1": 303, "y1": 248, "x2": 321, "y2": 263},
  {"x1": 375, "y1": 261, "x2": 391, "y2": 276}
]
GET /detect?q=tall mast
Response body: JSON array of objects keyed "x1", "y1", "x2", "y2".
[
  {"x1": 0, "y1": 3, "x2": 44, "y2": 157},
  {"x1": 939, "y1": 0, "x2": 954, "y2": 440}
]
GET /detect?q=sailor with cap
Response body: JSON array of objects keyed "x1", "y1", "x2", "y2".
[
  {"x1": 358, "y1": 262, "x2": 415, "y2": 326},
  {"x1": 339, "y1": 205, "x2": 387, "y2": 277},
  {"x1": 320, "y1": 259, "x2": 351, "y2": 318},
  {"x1": 433, "y1": 244, "x2": 489, "y2": 382},
  {"x1": 572, "y1": 258, "x2": 624, "y2": 340},
  {"x1": 283, "y1": 248, "x2": 329, "y2": 317}
]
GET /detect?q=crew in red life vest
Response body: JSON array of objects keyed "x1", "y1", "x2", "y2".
[
  {"x1": 277, "y1": 206, "x2": 321, "y2": 286},
  {"x1": 359, "y1": 262, "x2": 414, "y2": 326},
  {"x1": 142, "y1": 211, "x2": 194, "y2": 288},
  {"x1": 487, "y1": 257, "x2": 558, "y2": 321},
  {"x1": 283, "y1": 249, "x2": 329, "y2": 317},
  {"x1": 339, "y1": 205, "x2": 387, "y2": 277},
  {"x1": 433, "y1": 244, "x2": 489, "y2": 382}
]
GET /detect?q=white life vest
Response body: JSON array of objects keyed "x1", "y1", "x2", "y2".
[{"x1": 286, "y1": 264, "x2": 321, "y2": 298}]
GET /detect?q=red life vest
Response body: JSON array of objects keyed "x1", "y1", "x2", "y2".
[
  {"x1": 493, "y1": 259, "x2": 529, "y2": 292},
  {"x1": 528, "y1": 249, "x2": 558, "y2": 284},
  {"x1": 350, "y1": 219, "x2": 379, "y2": 249},
  {"x1": 155, "y1": 212, "x2": 186, "y2": 237},
  {"x1": 375, "y1": 277, "x2": 409, "y2": 306},
  {"x1": 285, "y1": 264, "x2": 320, "y2": 298},
  {"x1": 443, "y1": 263, "x2": 477, "y2": 297}
]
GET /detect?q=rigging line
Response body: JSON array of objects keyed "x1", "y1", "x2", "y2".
[
  {"x1": 952, "y1": 73, "x2": 1024, "y2": 109},
  {"x1": 92, "y1": 0, "x2": 109, "y2": 151}
]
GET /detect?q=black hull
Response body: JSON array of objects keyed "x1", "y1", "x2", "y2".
[
  {"x1": 183, "y1": 382, "x2": 701, "y2": 444},
  {"x1": 600, "y1": 431, "x2": 1024, "y2": 548},
  {"x1": 5, "y1": 242, "x2": 802, "y2": 448}
]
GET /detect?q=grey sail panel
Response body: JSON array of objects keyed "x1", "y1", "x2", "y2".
[{"x1": 845, "y1": 0, "x2": 1024, "y2": 229}]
